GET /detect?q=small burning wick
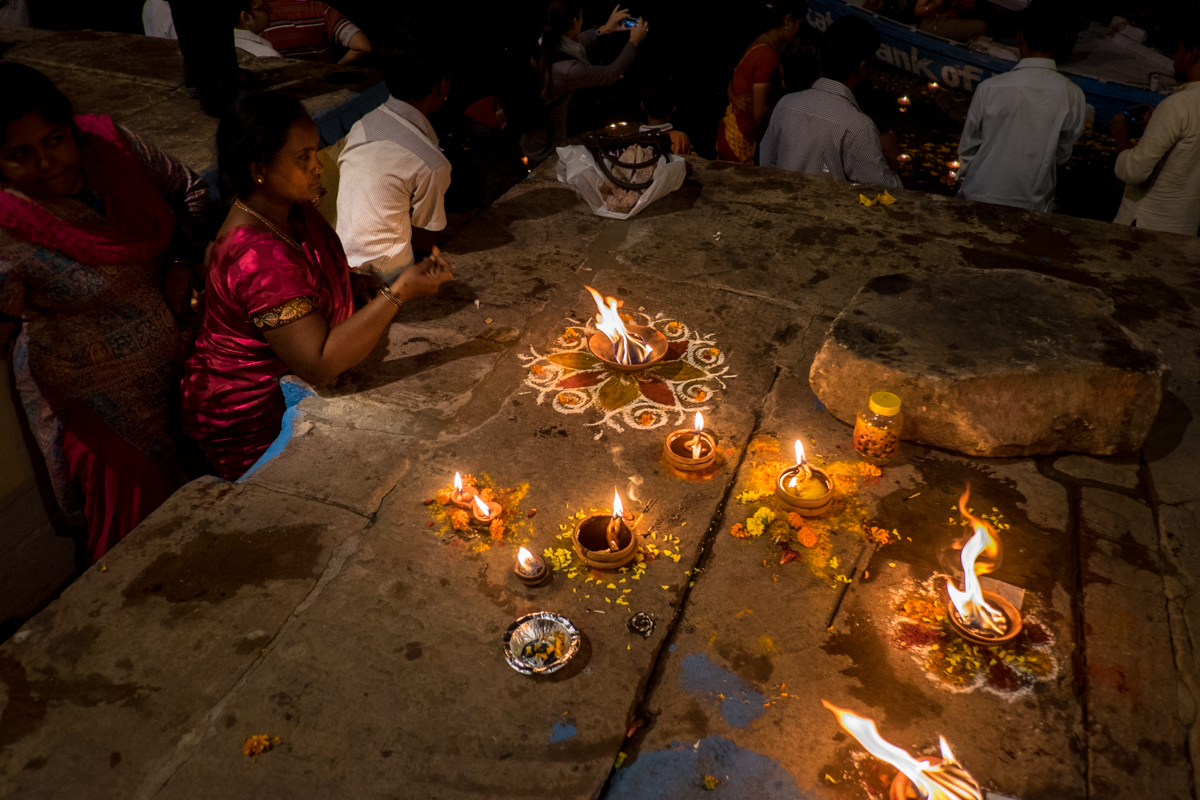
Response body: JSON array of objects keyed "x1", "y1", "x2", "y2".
[
  {"x1": 948, "y1": 160, "x2": 961, "y2": 169},
  {"x1": 472, "y1": 493, "x2": 499, "y2": 522},
  {"x1": 822, "y1": 701, "x2": 982, "y2": 800},
  {"x1": 685, "y1": 411, "x2": 706, "y2": 460},
  {"x1": 607, "y1": 489, "x2": 625, "y2": 551},
  {"x1": 898, "y1": 153, "x2": 911, "y2": 162},
  {"x1": 516, "y1": 546, "x2": 540, "y2": 575},
  {"x1": 897, "y1": 96, "x2": 910, "y2": 106},
  {"x1": 451, "y1": 471, "x2": 477, "y2": 506},
  {"x1": 786, "y1": 439, "x2": 812, "y2": 489},
  {"x1": 928, "y1": 81, "x2": 939, "y2": 89}
]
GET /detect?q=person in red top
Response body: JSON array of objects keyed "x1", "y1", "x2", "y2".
[
  {"x1": 261, "y1": 0, "x2": 371, "y2": 64},
  {"x1": 716, "y1": 1, "x2": 808, "y2": 163}
]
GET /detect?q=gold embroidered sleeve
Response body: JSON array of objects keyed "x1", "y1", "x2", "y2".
[{"x1": 252, "y1": 295, "x2": 319, "y2": 330}]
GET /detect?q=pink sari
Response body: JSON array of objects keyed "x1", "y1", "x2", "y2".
[{"x1": 181, "y1": 203, "x2": 354, "y2": 480}]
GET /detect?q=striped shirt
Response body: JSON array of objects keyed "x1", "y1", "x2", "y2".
[
  {"x1": 760, "y1": 78, "x2": 901, "y2": 188},
  {"x1": 261, "y1": 0, "x2": 358, "y2": 62},
  {"x1": 336, "y1": 97, "x2": 452, "y2": 283}
]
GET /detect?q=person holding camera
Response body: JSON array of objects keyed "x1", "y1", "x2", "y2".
[
  {"x1": 518, "y1": 2, "x2": 649, "y2": 167},
  {"x1": 1111, "y1": 14, "x2": 1200, "y2": 236}
]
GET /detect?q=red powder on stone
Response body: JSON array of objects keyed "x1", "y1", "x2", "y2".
[
  {"x1": 1024, "y1": 622, "x2": 1050, "y2": 644},
  {"x1": 896, "y1": 622, "x2": 939, "y2": 649},
  {"x1": 987, "y1": 660, "x2": 1020, "y2": 691}
]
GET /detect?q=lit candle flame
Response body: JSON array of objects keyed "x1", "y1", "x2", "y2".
[
  {"x1": 929, "y1": 81, "x2": 939, "y2": 89},
  {"x1": 612, "y1": 489, "x2": 624, "y2": 520},
  {"x1": 694, "y1": 411, "x2": 704, "y2": 433},
  {"x1": 585, "y1": 285, "x2": 652, "y2": 365},
  {"x1": 794, "y1": 440, "x2": 806, "y2": 467},
  {"x1": 454, "y1": 472, "x2": 463, "y2": 493},
  {"x1": 787, "y1": 439, "x2": 810, "y2": 489},
  {"x1": 947, "y1": 523, "x2": 1007, "y2": 636},
  {"x1": 517, "y1": 546, "x2": 537, "y2": 571},
  {"x1": 473, "y1": 494, "x2": 492, "y2": 517},
  {"x1": 822, "y1": 701, "x2": 982, "y2": 800}
]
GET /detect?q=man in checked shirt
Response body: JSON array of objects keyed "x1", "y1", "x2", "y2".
[{"x1": 760, "y1": 16, "x2": 902, "y2": 188}]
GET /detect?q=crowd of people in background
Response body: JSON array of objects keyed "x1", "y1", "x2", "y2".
[{"x1": 2, "y1": 0, "x2": 1200, "y2": 564}]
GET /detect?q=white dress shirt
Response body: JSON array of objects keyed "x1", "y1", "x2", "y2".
[
  {"x1": 336, "y1": 97, "x2": 452, "y2": 284},
  {"x1": 1114, "y1": 82, "x2": 1200, "y2": 236},
  {"x1": 760, "y1": 78, "x2": 902, "y2": 187},
  {"x1": 234, "y1": 28, "x2": 282, "y2": 58},
  {"x1": 957, "y1": 58, "x2": 1086, "y2": 212},
  {"x1": 142, "y1": 0, "x2": 176, "y2": 39}
]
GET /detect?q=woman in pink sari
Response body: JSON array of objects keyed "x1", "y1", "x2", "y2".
[
  {"x1": 0, "y1": 64, "x2": 210, "y2": 560},
  {"x1": 182, "y1": 92, "x2": 453, "y2": 480}
]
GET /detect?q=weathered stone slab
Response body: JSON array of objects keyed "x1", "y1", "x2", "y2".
[
  {"x1": 1053, "y1": 454, "x2": 1140, "y2": 489},
  {"x1": 809, "y1": 268, "x2": 1168, "y2": 457}
]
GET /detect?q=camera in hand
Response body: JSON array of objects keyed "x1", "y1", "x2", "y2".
[{"x1": 621, "y1": 17, "x2": 638, "y2": 28}]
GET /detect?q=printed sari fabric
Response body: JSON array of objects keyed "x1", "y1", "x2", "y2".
[
  {"x1": 0, "y1": 117, "x2": 209, "y2": 557},
  {"x1": 181, "y1": 203, "x2": 354, "y2": 480},
  {"x1": 716, "y1": 39, "x2": 781, "y2": 164}
]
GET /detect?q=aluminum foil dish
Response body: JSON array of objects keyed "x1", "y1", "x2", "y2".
[{"x1": 503, "y1": 612, "x2": 580, "y2": 675}]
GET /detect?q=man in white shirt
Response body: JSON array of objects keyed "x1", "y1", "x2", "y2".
[
  {"x1": 955, "y1": 3, "x2": 1085, "y2": 213},
  {"x1": 337, "y1": 27, "x2": 452, "y2": 284},
  {"x1": 760, "y1": 16, "x2": 902, "y2": 188},
  {"x1": 143, "y1": 0, "x2": 176, "y2": 39},
  {"x1": 1111, "y1": 19, "x2": 1200, "y2": 236},
  {"x1": 233, "y1": 0, "x2": 282, "y2": 58}
]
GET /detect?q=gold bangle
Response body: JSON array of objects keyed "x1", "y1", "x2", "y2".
[{"x1": 377, "y1": 284, "x2": 403, "y2": 309}]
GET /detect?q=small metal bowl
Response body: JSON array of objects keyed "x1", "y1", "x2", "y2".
[
  {"x1": 503, "y1": 612, "x2": 581, "y2": 675},
  {"x1": 588, "y1": 326, "x2": 669, "y2": 372}
]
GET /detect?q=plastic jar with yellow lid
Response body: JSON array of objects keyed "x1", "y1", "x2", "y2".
[{"x1": 853, "y1": 392, "x2": 903, "y2": 464}]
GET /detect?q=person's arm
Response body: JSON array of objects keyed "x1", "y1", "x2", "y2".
[
  {"x1": 760, "y1": 112, "x2": 781, "y2": 167},
  {"x1": 1056, "y1": 88, "x2": 1087, "y2": 166},
  {"x1": 263, "y1": 252, "x2": 452, "y2": 387},
  {"x1": 120, "y1": 126, "x2": 213, "y2": 324},
  {"x1": 845, "y1": 123, "x2": 903, "y2": 188},
  {"x1": 1113, "y1": 99, "x2": 1179, "y2": 186},
  {"x1": 752, "y1": 83, "x2": 773, "y2": 126},
  {"x1": 555, "y1": 19, "x2": 645, "y2": 93},
  {"x1": 955, "y1": 89, "x2": 985, "y2": 180},
  {"x1": 338, "y1": 31, "x2": 371, "y2": 65}
]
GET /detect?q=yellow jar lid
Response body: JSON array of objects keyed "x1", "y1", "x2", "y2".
[{"x1": 869, "y1": 392, "x2": 901, "y2": 416}]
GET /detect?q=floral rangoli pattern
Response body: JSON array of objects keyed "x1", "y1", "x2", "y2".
[{"x1": 520, "y1": 313, "x2": 732, "y2": 438}]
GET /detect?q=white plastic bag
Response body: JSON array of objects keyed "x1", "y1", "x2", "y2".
[{"x1": 555, "y1": 144, "x2": 686, "y2": 220}]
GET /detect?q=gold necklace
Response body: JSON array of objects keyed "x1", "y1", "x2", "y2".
[{"x1": 235, "y1": 199, "x2": 302, "y2": 252}]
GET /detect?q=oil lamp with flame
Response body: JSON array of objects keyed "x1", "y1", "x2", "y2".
[
  {"x1": 449, "y1": 472, "x2": 478, "y2": 508},
  {"x1": 822, "y1": 700, "x2": 983, "y2": 800},
  {"x1": 897, "y1": 95, "x2": 911, "y2": 112},
  {"x1": 572, "y1": 488, "x2": 639, "y2": 570},
  {"x1": 663, "y1": 411, "x2": 718, "y2": 472},
  {"x1": 774, "y1": 439, "x2": 835, "y2": 517},
  {"x1": 945, "y1": 487, "x2": 1021, "y2": 645},
  {"x1": 584, "y1": 286, "x2": 668, "y2": 371},
  {"x1": 471, "y1": 493, "x2": 502, "y2": 524},
  {"x1": 514, "y1": 546, "x2": 549, "y2": 586}
]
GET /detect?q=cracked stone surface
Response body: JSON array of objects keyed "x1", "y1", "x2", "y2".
[{"x1": 3, "y1": 106, "x2": 1200, "y2": 800}]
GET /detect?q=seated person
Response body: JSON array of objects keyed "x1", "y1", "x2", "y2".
[
  {"x1": 716, "y1": 0, "x2": 807, "y2": 164},
  {"x1": 233, "y1": 0, "x2": 282, "y2": 58},
  {"x1": 0, "y1": 64, "x2": 211, "y2": 559},
  {"x1": 639, "y1": 75, "x2": 692, "y2": 155},
  {"x1": 262, "y1": 0, "x2": 370, "y2": 64},
  {"x1": 760, "y1": 15, "x2": 902, "y2": 187},
  {"x1": 914, "y1": 0, "x2": 987, "y2": 42},
  {"x1": 181, "y1": 93, "x2": 453, "y2": 480},
  {"x1": 336, "y1": 24, "x2": 452, "y2": 284}
]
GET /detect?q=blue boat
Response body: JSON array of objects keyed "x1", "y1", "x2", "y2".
[{"x1": 806, "y1": 0, "x2": 1174, "y2": 123}]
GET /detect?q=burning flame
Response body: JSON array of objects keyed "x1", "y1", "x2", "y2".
[
  {"x1": 694, "y1": 411, "x2": 704, "y2": 432},
  {"x1": 787, "y1": 439, "x2": 811, "y2": 488},
  {"x1": 473, "y1": 494, "x2": 492, "y2": 517},
  {"x1": 585, "y1": 285, "x2": 652, "y2": 365},
  {"x1": 947, "y1": 487, "x2": 1006, "y2": 635},
  {"x1": 454, "y1": 472, "x2": 463, "y2": 493},
  {"x1": 612, "y1": 489, "x2": 624, "y2": 520},
  {"x1": 692, "y1": 412, "x2": 705, "y2": 459},
  {"x1": 517, "y1": 546, "x2": 538, "y2": 572},
  {"x1": 822, "y1": 701, "x2": 982, "y2": 800}
]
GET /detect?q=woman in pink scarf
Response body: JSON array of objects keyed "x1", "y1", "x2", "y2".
[
  {"x1": 182, "y1": 92, "x2": 453, "y2": 480},
  {"x1": 0, "y1": 64, "x2": 211, "y2": 560}
]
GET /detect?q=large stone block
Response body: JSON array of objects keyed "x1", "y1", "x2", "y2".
[{"x1": 808, "y1": 269, "x2": 1168, "y2": 457}]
